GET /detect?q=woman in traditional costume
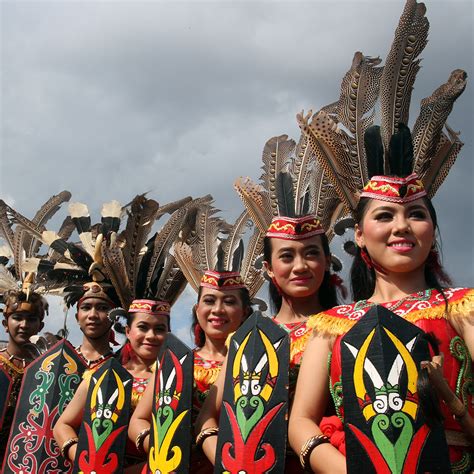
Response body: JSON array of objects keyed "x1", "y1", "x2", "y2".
[
  {"x1": 288, "y1": 1, "x2": 470, "y2": 469},
  {"x1": 129, "y1": 203, "x2": 259, "y2": 472},
  {"x1": 195, "y1": 135, "x2": 344, "y2": 469}
]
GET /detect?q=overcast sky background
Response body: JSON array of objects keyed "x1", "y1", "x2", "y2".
[{"x1": 1, "y1": 0, "x2": 472, "y2": 346}]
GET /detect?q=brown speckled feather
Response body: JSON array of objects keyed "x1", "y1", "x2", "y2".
[
  {"x1": 412, "y1": 69, "x2": 467, "y2": 171},
  {"x1": 121, "y1": 195, "x2": 159, "y2": 291},
  {"x1": 380, "y1": 0, "x2": 429, "y2": 155}
]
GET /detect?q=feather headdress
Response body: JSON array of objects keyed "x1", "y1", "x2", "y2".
[
  {"x1": 174, "y1": 201, "x2": 265, "y2": 299},
  {"x1": 296, "y1": 0, "x2": 466, "y2": 214},
  {"x1": 101, "y1": 194, "x2": 205, "y2": 314},
  {"x1": 0, "y1": 192, "x2": 71, "y2": 318}
]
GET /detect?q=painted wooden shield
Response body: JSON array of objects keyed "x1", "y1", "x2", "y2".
[
  {"x1": 341, "y1": 305, "x2": 450, "y2": 473},
  {"x1": 2, "y1": 339, "x2": 86, "y2": 474},
  {"x1": 146, "y1": 332, "x2": 193, "y2": 474},
  {"x1": 214, "y1": 311, "x2": 290, "y2": 474},
  {"x1": 74, "y1": 357, "x2": 132, "y2": 474},
  {"x1": 0, "y1": 363, "x2": 13, "y2": 432}
]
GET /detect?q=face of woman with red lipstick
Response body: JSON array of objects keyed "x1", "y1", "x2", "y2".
[
  {"x1": 125, "y1": 312, "x2": 169, "y2": 362},
  {"x1": 355, "y1": 198, "x2": 435, "y2": 274},
  {"x1": 195, "y1": 288, "x2": 246, "y2": 342},
  {"x1": 264, "y1": 235, "x2": 329, "y2": 299}
]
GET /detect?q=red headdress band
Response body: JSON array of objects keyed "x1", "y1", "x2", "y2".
[
  {"x1": 265, "y1": 215, "x2": 325, "y2": 241},
  {"x1": 360, "y1": 173, "x2": 426, "y2": 204},
  {"x1": 129, "y1": 299, "x2": 171, "y2": 316},
  {"x1": 200, "y1": 270, "x2": 246, "y2": 290}
]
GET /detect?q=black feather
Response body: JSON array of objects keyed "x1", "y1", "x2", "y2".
[
  {"x1": 276, "y1": 172, "x2": 295, "y2": 217},
  {"x1": 101, "y1": 217, "x2": 121, "y2": 236},
  {"x1": 216, "y1": 243, "x2": 225, "y2": 272},
  {"x1": 301, "y1": 190, "x2": 310, "y2": 215},
  {"x1": 231, "y1": 240, "x2": 244, "y2": 273},
  {"x1": 364, "y1": 126, "x2": 384, "y2": 179},
  {"x1": 66, "y1": 243, "x2": 93, "y2": 270},
  {"x1": 135, "y1": 234, "x2": 156, "y2": 299},
  {"x1": 388, "y1": 123, "x2": 414, "y2": 177}
]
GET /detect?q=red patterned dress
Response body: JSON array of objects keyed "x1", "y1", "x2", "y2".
[
  {"x1": 308, "y1": 287, "x2": 474, "y2": 473},
  {"x1": 193, "y1": 351, "x2": 223, "y2": 423},
  {"x1": 276, "y1": 320, "x2": 313, "y2": 400}
]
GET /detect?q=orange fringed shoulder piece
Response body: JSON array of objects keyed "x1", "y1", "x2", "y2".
[
  {"x1": 307, "y1": 311, "x2": 357, "y2": 338},
  {"x1": 194, "y1": 363, "x2": 221, "y2": 388}
]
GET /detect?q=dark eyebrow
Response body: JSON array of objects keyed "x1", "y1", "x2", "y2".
[
  {"x1": 405, "y1": 204, "x2": 427, "y2": 212},
  {"x1": 371, "y1": 205, "x2": 396, "y2": 212}
]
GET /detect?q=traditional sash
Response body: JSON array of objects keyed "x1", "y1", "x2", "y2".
[
  {"x1": 74, "y1": 358, "x2": 132, "y2": 474},
  {"x1": 215, "y1": 311, "x2": 289, "y2": 473},
  {"x1": 341, "y1": 305, "x2": 450, "y2": 473},
  {"x1": 146, "y1": 333, "x2": 193, "y2": 474},
  {"x1": 2, "y1": 340, "x2": 86, "y2": 474}
]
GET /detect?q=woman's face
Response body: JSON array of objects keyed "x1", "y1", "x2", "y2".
[
  {"x1": 355, "y1": 198, "x2": 435, "y2": 274},
  {"x1": 76, "y1": 297, "x2": 113, "y2": 340},
  {"x1": 125, "y1": 312, "x2": 168, "y2": 362},
  {"x1": 264, "y1": 235, "x2": 329, "y2": 299},
  {"x1": 3, "y1": 312, "x2": 42, "y2": 346},
  {"x1": 195, "y1": 288, "x2": 247, "y2": 342}
]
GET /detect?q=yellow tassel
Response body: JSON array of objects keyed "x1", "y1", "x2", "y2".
[{"x1": 194, "y1": 365, "x2": 221, "y2": 387}]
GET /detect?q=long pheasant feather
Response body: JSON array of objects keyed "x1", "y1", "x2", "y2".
[{"x1": 380, "y1": 0, "x2": 429, "y2": 154}]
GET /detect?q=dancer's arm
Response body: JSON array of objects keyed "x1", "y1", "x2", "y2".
[
  {"x1": 289, "y1": 333, "x2": 346, "y2": 473},
  {"x1": 128, "y1": 373, "x2": 155, "y2": 454}
]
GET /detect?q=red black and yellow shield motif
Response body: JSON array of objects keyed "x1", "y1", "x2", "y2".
[
  {"x1": 215, "y1": 311, "x2": 289, "y2": 474},
  {"x1": 74, "y1": 357, "x2": 132, "y2": 474},
  {"x1": 341, "y1": 305, "x2": 450, "y2": 473},
  {"x1": 146, "y1": 333, "x2": 193, "y2": 474},
  {"x1": 2, "y1": 339, "x2": 86, "y2": 474}
]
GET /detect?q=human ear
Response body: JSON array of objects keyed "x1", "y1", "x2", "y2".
[
  {"x1": 125, "y1": 326, "x2": 131, "y2": 339},
  {"x1": 354, "y1": 223, "x2": 364, "y2": 249},
  {"x1": 2, "y1": 319, "x2": 8, "y2": 332},
  {"x1": 263, "y1": 261, "x2": 274, "y2": 280}
]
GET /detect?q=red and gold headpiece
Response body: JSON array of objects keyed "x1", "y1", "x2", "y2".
[
  {"x1": 360, "y1": 173, "x2": 427, "y2": 204},
  {"x1": 266, "y1": 215, "x2": 325, "y2": 241},
  {"x1": 78, "y1": 282, "x2": 116, "y2": 308},
  {"x1": 200, "y1": 270, "x2": 246, "y2": 291},
  {"x1": 129, "y1": 299, "x2": 171, "y2": 316}
]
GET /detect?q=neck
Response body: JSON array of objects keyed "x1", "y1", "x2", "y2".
[
  {"x1": 123, "y1": 350, "x2": 155, "y2": 377},
  {"x1": 79, "y1": 335, "x2": 111, "y2": 360},
  {"x1": 274, "y1": 293, "x2": 323, "y2": 324},
  {"x1": 370, "y1": 267, "x2": 429, "y2": 303},
  {"x1": 6, "y1": 340, "x2": 28, "y2": 359},
  {"x1": 197, "y1": 336, "x2": 227, "y2": 361}
]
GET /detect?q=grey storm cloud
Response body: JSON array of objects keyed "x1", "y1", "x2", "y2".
[{"x1": 1, "y1": 0, "x2": 472, "y2": 343}]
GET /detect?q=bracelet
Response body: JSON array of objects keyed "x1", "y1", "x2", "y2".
[
  {"x1": 452, "y1": 404, "x2": 468, "y2": 422},
  {"x1": 299, "y1": 434, "x2": 330, "y2": 471},
  {"x1": 60, "y1": 437, "x2": 78, "y2": 459},
  {"x1": 135, "y1": 428, "x2": 151, "y2": 452},
  {"x1": 195, "y1": 426, "x2": 219, "y2": 447}
]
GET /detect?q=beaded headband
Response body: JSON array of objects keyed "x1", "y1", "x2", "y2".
[
  {"x1": 128, "y1": 298, "x2": 171, "y2": 316},
  {"x1": 266, "y1": 215, "x2": 325, "y2": 241},
  {"x1": 200, "y1": 270, "x2": 246, "y2": 291},
  {"x1": 360, "y1": 173, "x2": 427, "y2": 204}
]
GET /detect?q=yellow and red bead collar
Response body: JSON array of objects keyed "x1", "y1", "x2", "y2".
[
  {"x1": 265, "y1": 215, "x2": 325, "y2": 240},
  {"x1": 361, "y1": 173, "x2": 426, "y2": 203},
  {"x1": 129, "y1": 299, "x2": 171, "y2": 316},
  {"x1": 200, "y1": 270, "x2": 246, "y2": 290}
]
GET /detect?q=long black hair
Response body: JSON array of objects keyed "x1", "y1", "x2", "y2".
[
  {"x1": 191, "y1": 286, "x2": 253, "y2": 348},
  {"x1": 350, "y1": 196, "x2": 451, "y2": 302},
  {"x1": 263, "y1": 233, "x2": 338, "y2": 315}
]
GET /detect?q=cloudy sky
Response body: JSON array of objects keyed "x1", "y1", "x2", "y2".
[{"x1": 1, "y1": 0, "x2": 472, "y2": 345}]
